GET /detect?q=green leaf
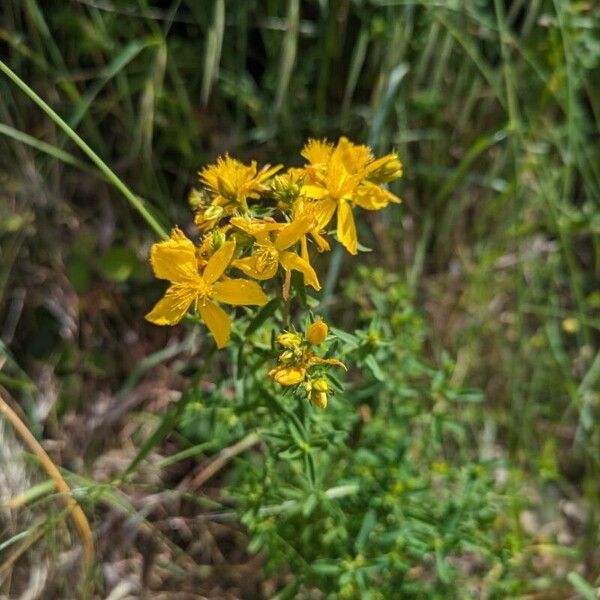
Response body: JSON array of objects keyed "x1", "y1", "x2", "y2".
[
  {"x1": 435, "y1": 547, "x2": 452, "y2": 584},
  {"x1": 355, "y1": 509, "x2": 377, "y2": 551},
  {"x1": 99, "y1": 246, "x2": 139, "y2": 283},
  {"x1": 567, "y1": 572, "x2": 597, "y2": 600},
  {"x1": 67, "y1": 255, "x2": 91, "y2": 293},
  {"x1": 365, "y1": 355, "x2": 385, "y2": 382},
  {"x1": 245, "y1": 298, "x2": 280, "y2": 336},
  {"x1": 291, "y1": 270, "x2": 308, "y2": 308},
  {"x1": 330, "y1": 327, "x2": 359, "y2": 347},
  {"x1": 311, "y1": 560, "x2": 341, "y2": 575}
]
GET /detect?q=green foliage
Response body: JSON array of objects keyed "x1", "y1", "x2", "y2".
[
  {"x1": 171, "y1": 268, "x2": 523, "y2": 597},
  {"x1": 1, "y1": 0, "x2": 599, "y2": 597}
]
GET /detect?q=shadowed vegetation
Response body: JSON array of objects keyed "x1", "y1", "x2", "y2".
[{"x1": 1, "y1": 1, "x2": 599, "y2": 597}]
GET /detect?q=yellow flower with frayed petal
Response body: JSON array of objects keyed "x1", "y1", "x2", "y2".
[
  {"x1": 145, "y1": 229, "x2": 268, "y2": 348},
  {"x1": 301, "y1": 137, "x2": 402, "y2": 255},
  {"x1": 301, "y1": 138, "x2": 334, "y2": 166},
  {"x1": 231, "y1": 214, "x2": 321, "y2": 295},
  {"x1": 200, "y1": 155, "x2": 281, "y2": 209},
  {"x1": 194, "y1": 155, "x2": 282, "y2": 230}
]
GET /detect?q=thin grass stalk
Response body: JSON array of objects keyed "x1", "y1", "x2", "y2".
[
  {"x1": 274, "y1": 0, "x2": 299, "y2": 115},
  {"x1": 0, "y1": 59, "x2": 168, "y2": 239}
]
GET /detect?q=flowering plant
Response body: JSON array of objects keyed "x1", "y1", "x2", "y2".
[{"x1": 146, "y1": 137, "x2": 402, "y2": 408}]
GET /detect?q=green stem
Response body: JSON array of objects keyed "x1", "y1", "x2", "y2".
[{"x1": 0, "y1": 60, "x2": 168, "y2": 240}]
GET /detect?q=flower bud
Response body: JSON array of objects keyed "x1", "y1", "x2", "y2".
[
  {"x1": 312, "y1": 378, "x2": 329, "y2": 393},
  {"x1": 188, "y1": 187, "x2": 208, "y2": 209},
  {"x1": 369, "y1": 155, "x2": 403, "y2": 183},
  {"x1": 277, "y1": 331, "x2": 302, "y2": 349},
  {"x1": 279, "y1": 350, "x2": 296, "y2": 363},
  {"x1": 203, "y1": 204, "x2": 224, "y2": 221},
  {"x1": 211, "y1": 228, "x2": 225, "y2": 251},
  {"x1": 306, "y1": 320, "x2": 328, "y2": 345},
  {"x1": 269, "y1": 366, "x2": 306, "y2": 386},
  {"x1": 308, "y1": 378, "x2": 329, "y2": 408},
  {"x1": 310, "y1": 391, "x2": 328, "y2": 409}
]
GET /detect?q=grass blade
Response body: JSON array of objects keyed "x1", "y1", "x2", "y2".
[{"x1": 0, "y1": 59, "x2": 168, "y2": 239}]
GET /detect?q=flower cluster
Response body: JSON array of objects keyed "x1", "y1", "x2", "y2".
[
  {"x1": 269, "y1": 320, "x2": 346, "y2": 408},
  {"x1": 145, "y1": 137, "x2": 402, "y2": 357}
]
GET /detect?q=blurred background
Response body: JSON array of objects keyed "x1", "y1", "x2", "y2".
[{"x1": 1, "y1": 1, "x2": 599, "y2": 598}]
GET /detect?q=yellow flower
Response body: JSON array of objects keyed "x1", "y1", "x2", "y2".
[
  {"x1": 193, "y1": 155, "x2": 282, "y2": 230},
  {"x1": 145, "y1": 229, "x2": 268, "y2": 348},
  {"x1": 200, "y1": 155, "x2": 281, "y2": 209},
  {"x1": 301, "y1": 137, "x2": 402, "y2": 255},
  {"x1": 306, "y1": 320, "x2": 328, "y2": 344},
  {"x1": 301, "y1": 138, "x2": 334, "y2": 166},
  {"x1": 366, "y1": 154, "x2": 403, "y2": 183},
  {"x1": 231, "y1": 215, "x2": 321, "y2": 293}
]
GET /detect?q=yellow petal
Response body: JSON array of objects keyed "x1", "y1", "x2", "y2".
[
  {"x1": 337, "y1": 200, "x2": 358, "y2": 255},
  {"x1": 212, "y1": 278, "x2": 268, "y2": 306},
  {"x1": 301, "y1": 235, "x2": 309, "y2": 262},
  {"x1": 312, "y1": 197, "x2": 338, "y2": 230},
  {"x1": 198, "y1": 300, "x2": 231, "y2": 349},
  {"x1": 275, "y1": 215, "x2": 314, "y2": 251},
  {"x1": 301, "y1": 138, "x2": 334, "y2": 165},
  {"x1": 335, "y1": 137, "x2": 372, "y2": 174},
  {"x1": 301, "y1": 184, "x2": 328, "y2": 200},
  {"x1": 279, "y1": 251, "x2": 321, "y2": 291},
  {"x1": 203, "y1": 240, "x2": 236, "y2": 284},
  {"x1": 353, "y1": 181, "x2": 400, "y2": 210},
  {"x1": 150, "y1": 230, "x2": 199, "y2": 283},
  {"x1": 230, "y1": 216, "x2": 283, "y2": 239},
  {"x1": 257, "y1": 163, "x2": 283, "y2": 182},
  {"x1": 311, "y1": 231, "x2": 331, "y2": 252},
  {"x1": 233, "y1": 253, "x2": 279, "y2": 281},
  {"x1": 145, "y1": 284, "x2": 197, "y2": 325}
]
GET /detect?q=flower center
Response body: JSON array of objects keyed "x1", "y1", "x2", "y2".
[
  {"x1": 255, "y1": 246, "x2": 279, "y2": 274},
  {"x1": 195, "y1": 278, "x2": 213, "y2": 302}
]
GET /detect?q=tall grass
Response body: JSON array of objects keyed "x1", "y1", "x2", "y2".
[{"x1": 1, "y1": 0, "x2": 599, "y2": 595}]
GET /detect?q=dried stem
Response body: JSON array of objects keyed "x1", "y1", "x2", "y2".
[{"x1": 0, "y1": 391, "x2": 94, "y2": 570}]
